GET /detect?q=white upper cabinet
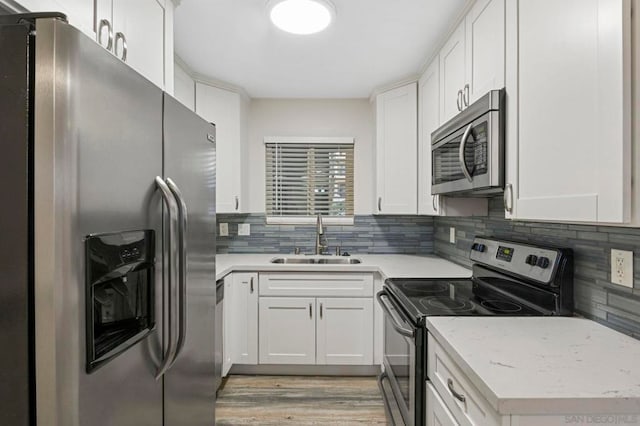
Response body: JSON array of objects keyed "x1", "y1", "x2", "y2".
[
  {"x1": 505, "y1": 0, "x2": 631, "y2": 223},
  {"x1": 195, "y1": 83, "x2": 247, "y2": 213},
  {"x1": 439, "y1": 0, "x2": 505, "y2": 123},
  {"x1": 375, "y1": 82, "x2": 418, "y2": 215},
  {"x1": 95, "y1": 0, "x2": 166, "y2": 89},
  {"x1": 108, "y1": 0, "x2": 165, "y2": 89},
  {"x1": 174, "y1": 62, "x2": 195, "y2": 111},
  {"x1": 418, "y1": 59, "x2": 441, "y2": 216},
  {"x1": 465, "y1": 0, "x2": 505, "y2": 104},
  {"x1": 439, "y1": 23, "x2": 467, "y2": 124},
  {"x1": 418, "y1": 58, "x2": 488, "y2": 217},
  {"x1": 15, "y1": 0, "x2": 170, "y2": 89}
]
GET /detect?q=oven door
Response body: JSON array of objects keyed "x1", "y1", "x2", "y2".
[
  {"x1": 431, "y1": 110, "x2": 502, "y2": 195},
  {"x1": 377, "y1": 291, "x2": 417, "y2": 426}
]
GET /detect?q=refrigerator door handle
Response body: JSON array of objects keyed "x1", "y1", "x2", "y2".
[
  {"x1": 154, "y1": 176, "x2": 180, "y2": 380},
  {"x1": 166, "y1": 178, "x2": 188, "y2": 365}
]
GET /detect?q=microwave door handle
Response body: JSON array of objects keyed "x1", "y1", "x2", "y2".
[
  {"x1": 376, "y1": 291, "x2": 414, "y2": 338},
  {"x1": 154, "y1": 177, "x2": 180, "y2": 380},
  {"x1": 166, "y1": 178, "x2": 188, "y2": 365},
  {"x1": 458, "y1": 124, "x2": 474, "y2": 182}
]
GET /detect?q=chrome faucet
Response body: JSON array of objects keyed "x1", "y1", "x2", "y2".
[{"x1": 315, "y1": 214, "x2": 328, "y2": 255}]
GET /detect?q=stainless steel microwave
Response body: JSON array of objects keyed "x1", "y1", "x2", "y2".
[{"x1": 431, "y1": 88, "x2": 505, "y2": 196}]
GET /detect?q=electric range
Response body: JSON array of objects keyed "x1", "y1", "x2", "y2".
[{"x1": 376, "y1": 237, "x2": 574, "y2": 426}]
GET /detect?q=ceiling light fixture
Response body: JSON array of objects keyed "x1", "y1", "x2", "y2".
[{"x1": 268, "y1": 0, "x2": 335, "y2": 35}]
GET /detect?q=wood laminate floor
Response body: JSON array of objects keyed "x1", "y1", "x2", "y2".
[{"x1": 215, "y1": 375, "x2": 388, "y2": 425}]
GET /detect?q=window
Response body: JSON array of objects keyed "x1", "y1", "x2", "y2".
[{"x1": 265, "y1": 137, "x2": 354, "y2": 224}]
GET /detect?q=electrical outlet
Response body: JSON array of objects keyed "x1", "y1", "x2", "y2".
[
  {"x1": 238, "y1": 223, "x2": 251, "y2": 236},
  {"x1": 450, "y1": 227, "x2": 456, "y2": 244},
  {"x1": 219, "y1": 223, "x2": 229, "y2": 237},
  {"x1": 611, "y1": 249, "x2": 633, "y2": 288}
]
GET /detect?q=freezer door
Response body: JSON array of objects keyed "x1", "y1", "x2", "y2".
[
  {"x1": 0, "y1": 21, "x2": 33, "y2": 426},
  {"x1": 32, "y1": 18, "x2": 165, "y2": 426},
  {"x1": 162, "y1": 93, "x2": 217, "y2": 425}
]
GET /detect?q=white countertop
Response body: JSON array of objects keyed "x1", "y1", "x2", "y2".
[
  {"x1": 427, "y1": 316, "x2": 640, "y2": 415},
  {"x1": 215, "y1": 253, "x2": 472, "y2": 281}
]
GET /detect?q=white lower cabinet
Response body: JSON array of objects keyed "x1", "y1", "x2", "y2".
[
  {"x1": 257, "y1": 272, "x2": 375, "y2": 366},
  {"x1": 428, "y1": 333, "x2": 505, "y2": 426},
  {"x1": 225, "y1": 272, "x2": 376, "y2": 369},
  {"x1": 259, "y1": 297, "x2": 374, "y2": 366},
  {"x1": 227, "y1": 273, "x2": 258, "y2": 365},
  {"x1": 258, "y1": 297, "x2": 316, "y2": 365},
  {"x1": 426, "y1": 382, "x2": 459, "y2": 426},
  {"x1": 316, "y1": 298, "x2": 373, "y2": 365}
]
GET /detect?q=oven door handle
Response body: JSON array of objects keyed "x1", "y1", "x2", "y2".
[
  {"x1": 376, "y1": 291, "x2": 415, "y2": 338},
  {"x1": 458, "y1": 123, "x2": 474, "y2": 182},
  {"x1": 377, "y1": 371, "x2": 397, "y2": 426}
]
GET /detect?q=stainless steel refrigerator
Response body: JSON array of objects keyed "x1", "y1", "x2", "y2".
[{"x1": 0, "y1": 13, "x2": 217, "y2": 426}]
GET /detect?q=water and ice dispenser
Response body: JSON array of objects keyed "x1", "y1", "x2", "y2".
[{"x1": 85, "y1": 230, "x2": 155, "y2": 373}]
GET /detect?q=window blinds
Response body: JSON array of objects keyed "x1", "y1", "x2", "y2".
[{"x1": 265, "y1": 139, "x2": 354, "y2": 218}]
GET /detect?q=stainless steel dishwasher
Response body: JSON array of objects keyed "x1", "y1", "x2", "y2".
[{"x1": 215, "y1": 279, "x2": 224, "y2": 394}]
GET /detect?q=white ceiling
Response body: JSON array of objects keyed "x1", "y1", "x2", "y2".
[{"x1": 174, "y1": 0, "x2": 467, "y2": 98}]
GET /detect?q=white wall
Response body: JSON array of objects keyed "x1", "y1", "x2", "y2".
[
  {"x1": 247, "y1": 98, "x2": 374, "y2": 214},
  {"x1": 174, "y1": 61, "x2": 195, "y2": 110}
]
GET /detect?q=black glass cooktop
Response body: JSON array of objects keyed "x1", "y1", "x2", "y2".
[{"x1": 384, "y1": 278, "x2": 546, "y2": 326}]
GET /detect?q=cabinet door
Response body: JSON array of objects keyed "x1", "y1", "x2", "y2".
[
  {"x1": 316, "y1": 298, "x2": 373, "y2": 365},
  {"x1": 417, "y1": 60, "x2": 488, "y2": 218},
  {"x1": 195, "y1": 83, "x2": 244, "y2": 213},
  {"x1": 465, "y1": 0, "x2": 505, "y2": 104},
  {"x1": 418, "y1": 59, "x2": 441, "y2": 216},
  {"x1": 439, "y1": 22, "x2": 466, "y2": 123},
  {"x1": 375, "y1": 83, "x2": 418, "y2": 215},
  {"x1": 259, "y1": 297, "x2": 316, "y2": 364},
  {"x1": 222, "y1": 275, "x2": 233, "y2": 376},
  {"x1": 426, "y1": 383, "x2": 459, "y2": 426},
  {"x1": 508, "y1": 0, "x2": 631, "y2": 223},
  {"x1": 112, "y1": 0, "x2": 165, "y2": 89},
  {"x1": 229, "y1": 273, "x2": 258, "y2": 364}
]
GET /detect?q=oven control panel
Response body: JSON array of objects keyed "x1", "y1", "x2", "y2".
[{"x1": 470, "y1": 237, "x2": 561, "y2": 284}]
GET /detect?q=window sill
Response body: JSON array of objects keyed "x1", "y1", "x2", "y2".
[{"x1": 266, "y1": 216, "x2": 354, "y2": 226}]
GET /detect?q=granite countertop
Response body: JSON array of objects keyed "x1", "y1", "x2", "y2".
[
  {"x1": 427, "y1": 316, "x2": 640, "y2": 416},
  {"x1": 215, "y1": 253, "x2": 472, "y2": 281}
]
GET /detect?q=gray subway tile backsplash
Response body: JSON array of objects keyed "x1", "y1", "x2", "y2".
[
  {"x1": 217, "y1": 214, "x2": 435, "y2": 255},
  {"x1": 433, "y1": 196, "x2": 640, "y2": 339},
  {"x1": 217, "y1": 198, "x2": 640, "y2": 339}
]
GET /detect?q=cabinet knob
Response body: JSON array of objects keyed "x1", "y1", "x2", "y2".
[
  {"x1": 115, "y1": 32, "x2": 127, "y2": 62},
  {"x1": 463, "y1": 84, "x2": 470, "y2": 107},
  {"x1": 97, "y1": 19, "x2": 113, "y2": 51},
  {"x1": 447, "y1": 378, "x2": 466, "y2": 403},
  {"x1": 504, "y1": 184, "x2": 513, "y2": 213}
]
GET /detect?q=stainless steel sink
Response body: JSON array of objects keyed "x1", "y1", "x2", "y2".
[{"x1": 270, "y1": 257, "x2": 361, "y2": 265}]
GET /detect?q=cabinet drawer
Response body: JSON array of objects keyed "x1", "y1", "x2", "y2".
[
  {"x1": 428, "y1": 333, "x2": 503, "y2": 426},
  {"x1": 427, "y1": 382, "x2": 460, "y2": 426},
  {"x1": 259, "y1": 273, "x2": 374, "y2": 297}
]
